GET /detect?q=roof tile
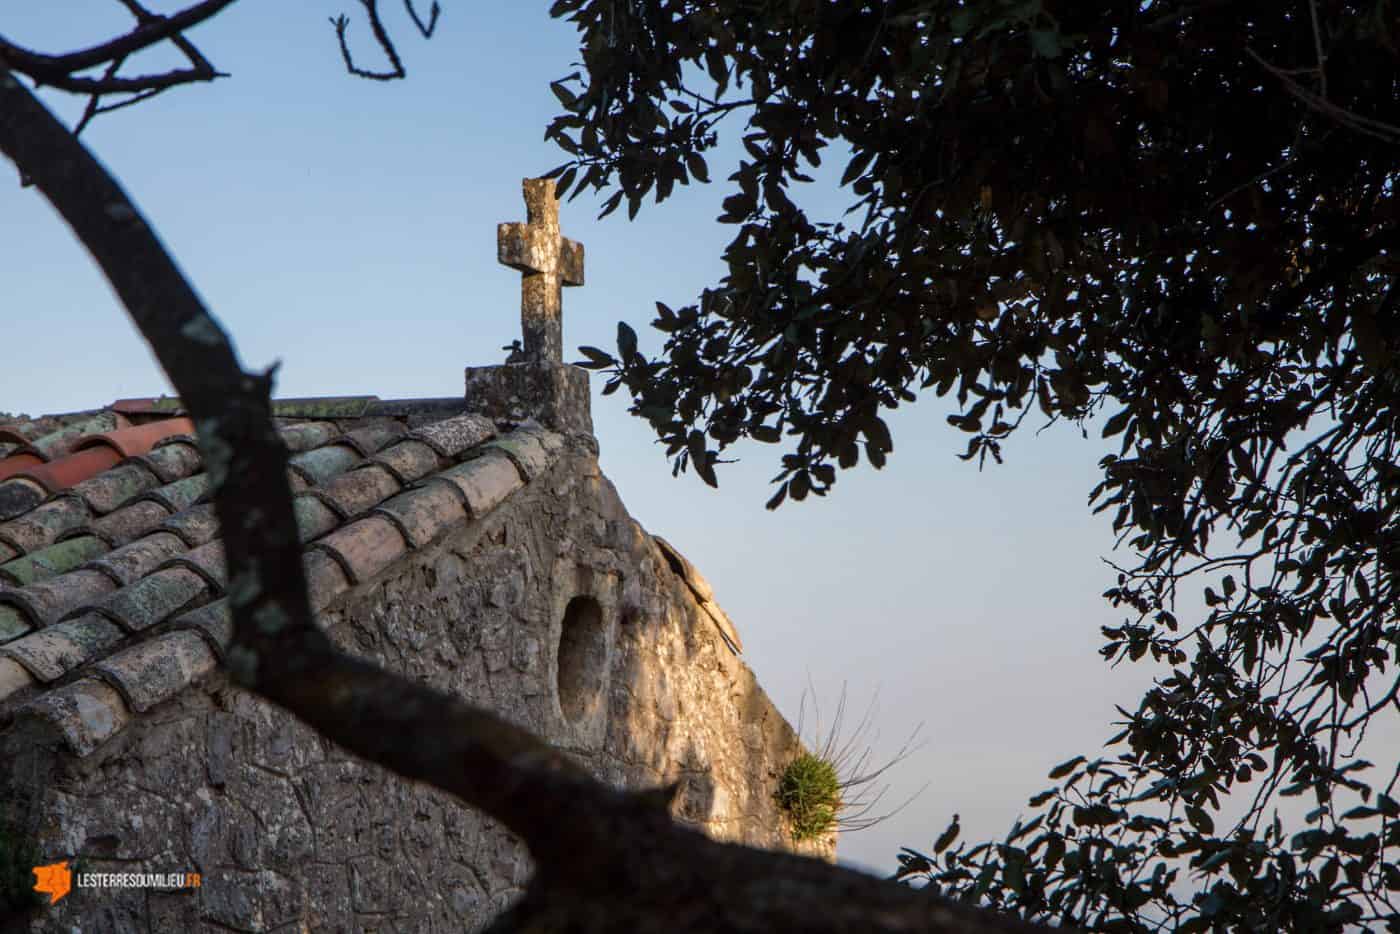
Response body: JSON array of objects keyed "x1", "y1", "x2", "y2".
[
  {"x1": 0, "y1": 569, "x2": 117, "y2": 627},
  {"x1": 16, "y1": 446, "x2": 123, "y2": 494},
  {"x1": 374, "y1": 482, "x2": 468, "y2": 549},
  {"x1": 480, "y1": 432, "x2": 553, "y2": 481},
  {"x1": 337, "y1": 420, "x2": 408, "y2": 457},
  {"x1": 73, "y1": 418, "x2": 195, "y2": 459},
  {"x1": 279, "y1": 421, "x2": 342, "y2": 452},
  {"x1": 20, "y1": 677, "x2": 132, "y2": 757},
  {"x1": 408, "y1": 413, "x2": 496, "y2": 458},
  {"x1": 159, "y1": 503, "x2": 221, "y2": 548},
  {"x1": 135, "y1": 439, "x2": 202, "y2": 483},
  {"x1": 94, "y1": 630, "x2": 217, "y2": 714},
  {"x1": 309, "y1": 515, "x2": 408, "y2": 585},
  {"x1": 91, "y1": 499, "x2": 172, "y2": 547},
  {"x1": 89, "y1": 568, "x2": 208, "y2": 632},
  {"x1": 0, "y1": 495, "x2": 90, "y2": 555},
  {"x1": 0, "y1": 606, "x2": 32, "y2": 642},
  {"x1": 0, "y1": 453, "x2": 46, "y2": 485},
  {"x1": 305, "y1": 550, "x2": 351, "y2": 611},
  {"x1": 288, "y1": 444, "x2": 362, "y2": 488},
  {"x1": 0, "y1": 536, "x2": 107, "y2": 587},
  {"x1": 0, "y1": 479, "x2": 58, "y2": 525},
  {"x1": 0, "y1": 615, "x2": 126, "y2": 682},
  {"x1": 320, "y1": 464, "x2": 402, "y2": 519},
  {"x1": 169, "y1": 599, "x2": 232, "y2": 658},
  {"x1": 160, "y1": 541, "x2": 227, "y2": 592},
  {"x1": 140, "y1": 473, "x2": 208, "y2": 513},
  {"x1": 0, "y1": 656, "x2": 35, "y2": 704},
  {"x1": 293, "y1": 495, "x2": 340, "y2": 543},
  {"x1": 83, "y1": 531, "x2": 186, "y2": 587},
  {"x1": 369, "y1": 439, "x2": 443, "y2": 485},
  {"x1": 70, "y1": 461, "x2": 159, "y2": 514},
  {"x1": 432, "y1": 452, "x2": 522, "y2": 518}
]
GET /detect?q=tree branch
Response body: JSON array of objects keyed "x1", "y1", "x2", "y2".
[
  {"x1": 0, "y1": 0, "x2": 234, "y2": 93},
  {"x1": 0, "y1": 58, "x2": 1052, "y2": 933}
]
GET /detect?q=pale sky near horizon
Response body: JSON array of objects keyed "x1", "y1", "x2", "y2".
[{"x1": 2, "y1": 3, "x2": 1162, "y2": 875}]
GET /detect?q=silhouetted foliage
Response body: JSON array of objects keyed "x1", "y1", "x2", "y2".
[{"x1": 546, "y1": 1, "x2": 1400, "y2": 929}]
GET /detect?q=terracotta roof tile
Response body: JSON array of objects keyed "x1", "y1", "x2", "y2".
[
  {"x1": 0, "y1": 535, "x2": 107, "y2": 586},
  {"x1": 432, "y1": 452, "x2": 523, "y2": 518},
  {"x1": 0, "y1": 615, "x2": 126, "y2": 682},
  {"x1": 91, "y1": 499, "x2": 172, "y2": 547},
  {"x1": 0, "y1": 568, "x2": 117, "y2": 627},
  {"x1": 309, "y1": 515, "x2": 408, "y2": 585},
  {"x1": 13, "y1": 446, "x2": 123, "y2": 495},
  {"x1": 93, "y1": 630, "x2": 217, "y2": 714},
  {"x1": 19, "y1": 677, "x2": 132, "y2": 757},
  {"x1": 91, "y1": 568, "x2": 208, "y2": 632},
  {"x1": 0, "y1": 453, "x2": 45, "y2": 484},
  {"x1": 0, "y1": 542, "x2": 18, "y2": 565},
  {"x1": 72, "y1": 418, "x2": 195, "y2": 459}
]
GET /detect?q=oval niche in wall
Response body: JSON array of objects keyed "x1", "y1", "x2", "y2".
[{"x1": 557, "y1": 595, "x2": 607, "y2": 723}]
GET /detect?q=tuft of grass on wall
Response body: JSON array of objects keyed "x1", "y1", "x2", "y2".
[{"x1": 775, "y1": 751, "x2": 842, "y2": 842}]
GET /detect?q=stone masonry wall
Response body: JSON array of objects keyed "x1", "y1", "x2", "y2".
[{"x1": 3, "y1": 438, "x2": 829, "y2": 932}]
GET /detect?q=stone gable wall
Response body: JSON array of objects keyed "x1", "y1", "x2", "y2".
[{"x1": 3, "y1": 440, "x2": 829, "y2": 932}]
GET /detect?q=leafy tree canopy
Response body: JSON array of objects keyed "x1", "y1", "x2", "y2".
[{"x1": 546, "y1": 0, "x2": 1400, "y2": 929}]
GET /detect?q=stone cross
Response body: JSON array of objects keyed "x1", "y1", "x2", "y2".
[{"x1": 497, "y1": 177, "x2": 585, "y2": 364}]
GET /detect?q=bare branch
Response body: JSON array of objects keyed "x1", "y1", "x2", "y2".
[
  {"x1": 331, "y1": 0, "x2": 406, "y2": 81},
  {"x1": 405, "y1": 0, "x2": 441, "y2": 38},
  {"x1": 0, "y1": 0, "x2": 234, "y2": 89}
]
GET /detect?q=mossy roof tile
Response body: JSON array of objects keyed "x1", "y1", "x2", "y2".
[
  {"x1": 0, "y1": 615, "x2": 126, "y2": 682},
  {"x1": 71, "y1": 461, "x2": 159, "y2": 514},
  {"x1": 0, "y1": 536, "x2": 107, "y2": 587},
  {"x1": 91, "y1": 568, "x2": 208, "y2": 632},
  {"x1": 0, "y1": 403, "x2": 577, "y2": 755},
  {"x1": 94, "y1": 630, "x2": 218, "y2": 714},
  {"x1": 91, "y1": 499, "x2": 172, "y2": 547}
]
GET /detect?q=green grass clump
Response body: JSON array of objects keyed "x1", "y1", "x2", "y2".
[{"x1": 775, "y1": 752, "x2": 842, "y2": 842}]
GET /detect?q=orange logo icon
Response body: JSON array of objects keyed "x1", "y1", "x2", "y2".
[{"x1": 32, "y1": 860, "x2": 72, "y2": 905}]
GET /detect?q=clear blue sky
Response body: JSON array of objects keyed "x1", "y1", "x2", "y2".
[{"x1": 2, "y1": 3, "x2": 1159, "y2": 875}]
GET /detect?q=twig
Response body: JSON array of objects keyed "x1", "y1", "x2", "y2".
[
  {"x1": 331, "y1": 0, "x2": 406, "y2": 81},
  {"x1": 404, "y1": 0, "x2": 440, "y2": 38}
]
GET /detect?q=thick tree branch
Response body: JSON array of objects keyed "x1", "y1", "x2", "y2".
[{"x1": 0, "y1": 59, "x2": 1048, "y2": 933}]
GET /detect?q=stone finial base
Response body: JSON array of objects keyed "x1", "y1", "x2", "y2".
[{"x1": 464, "y1": 363, "x2": 593, "y2": 436}]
